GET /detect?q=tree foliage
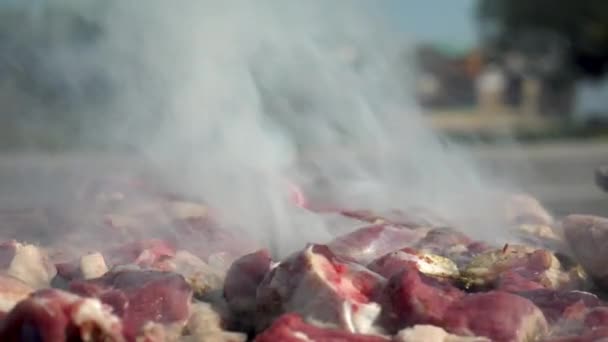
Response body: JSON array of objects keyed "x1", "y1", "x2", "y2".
[{"x1": 477, "y1": 0, "x2": 608, "y2": 80}]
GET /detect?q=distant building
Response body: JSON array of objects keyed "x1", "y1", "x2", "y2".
[{"x1": 413, "y1": 43, "x2": 480, "y2": 109}]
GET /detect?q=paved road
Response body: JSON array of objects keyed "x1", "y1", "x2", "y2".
[
  {"x1": 0, "y1": 141, "x2": 606, "y2": 218},
  {"x1": 472, "y1": 141, "x2": 608, "y2": 217}
]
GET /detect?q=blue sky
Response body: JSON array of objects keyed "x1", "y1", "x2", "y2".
[
  {"x1": 0, "y1": 0, "x2": 479, "y2": 47},
  {"x1": 384, "y1": 0, "x2": 478, "y2": 47}
]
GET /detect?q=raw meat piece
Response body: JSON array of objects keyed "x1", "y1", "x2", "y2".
[
  {"x1": 0, "y1": 288, "x2": 123, "y2": 341},
  {"x1": 3, "y1": 241, "x2": 56, "y2": 289},
  {"x1": 496, "y1": 269, "x2": 547, "y2": 292},
  {"x1": 163, "y1": 250, "x2": 225, "y2": 298},
  {"x1": 183, "y1": 302, "x2": 247, "y2": 342},
  {"x1": 562, "y1": 214, "x2": 608, "y2": 289},
  {"x1": 103, "y1": 239, "x2": 176, "y2": 268},
  {"x1": 381, "y1": 268, "x2": 464, "y2": 331},
  {"x1": 0, "y1": 274, "x2": 33, "y2": 313},
  {"x1": 416, "y1": 228, "x2": 473, "y2": 250},
  {"x1": 394, "y1": 325, "x2": 489, "y2": 342},
  {"x1": 223, "y1": 249, "x2": 273, "y2": 327},
  {"x1": 368, "y1": 248, "x2": 459, "y2": 279},
  {"x1": 256, "y1": 244, "x2": 385, "y2": 334},
  {"x1": 70, "y1": 269, "x2": 193, "y2": 340},
  {"x1": 254, "y1": 313, "x2": 389, "y2": 342},
  {"x1": 583, "y1": 306, "x2": 608, "y2": 329},
  {"x1": 414, "y1": 228, "x2": 491, "y2": 268},
  {"x1": 172, "y1": 220, "x2": 259, "y2": 264},
  {"x1": 517, "y1": 289, "x2": 602, "y2": 323},
  {"x1": 545, "y1": 327, "x2": 608, "y2": 342},
  {"x1": 53, "y1": 261, "x2": 83, "y2": 287},
  {"x1": 340, "y1": 207, "x2": 450, "y2": 228},
  {"x1": 461, "y1": 245, "x2": 583, "y2": 291},
  {"x1": 442, "y1": 291, "x2": 548, "y2": 342},
  {"x1": 52, "y1": 239, "x2": 177, "y2": 286},
  {"x1": 328, "y1": 224, "x2": 427, "y2": 265}
]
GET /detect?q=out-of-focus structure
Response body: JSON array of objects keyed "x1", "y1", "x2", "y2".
[{"x1": 414, "y1": 0, "x2": 608, "y2": 130}]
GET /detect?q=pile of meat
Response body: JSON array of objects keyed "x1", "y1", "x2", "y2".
[{"x1": 0, "y1": 178, "x2": 608, "y2": 341}]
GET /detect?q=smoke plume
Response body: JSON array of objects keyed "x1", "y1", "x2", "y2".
[{"x1": 5, "y1": 1, "x2": 515, "y2": 256}]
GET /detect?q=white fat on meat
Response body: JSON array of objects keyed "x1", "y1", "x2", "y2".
[
  {"x1": 71, "y1": 297, "x2": 124, "y2": 342},
  {"x1": 80, "y1": 252, "x2": 109, "y2": 279},
  {"x1": 7, "y1": 243, "x2": 56, "y2": 289},
  {"x1": 286, "y1": 245, "x2": 384, "y2": 335},
  {"x1": 395, "y1": 325, "x2": 490, "y2": 342},
  {"x1": 386, "y1": 250, "x2": 459, "y2": 278}
]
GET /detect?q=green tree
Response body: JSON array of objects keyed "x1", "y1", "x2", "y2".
[
  {"x1": 477, "y1": 0, "x2": 608, "y2": 79},
  {"x1": 477, "y1": 0, "x2": 608, "y2": 116}
]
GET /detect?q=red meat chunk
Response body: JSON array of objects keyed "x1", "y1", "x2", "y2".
[
  {"x1": 172, "y1": 220, "x2": 259, "y2": 264},
  {"x1": 517, "y1": 289, "x2": 602, "y2": 323},
  {"x1": 416, "y1": 227, "x2": 472, "y2": 250},
  {"x1": 224, "y1": 249, "x2": 273, "y2": 327},
  {"x1": 254, "y1": 313, "x2": 389, "y2": 342},
  {"x1": 496, "y1": 269, "x2": 550, "y2": 292},
  {"x1": 381, "y1": 268, "x2": 464, "y2": 332},
  {"x1": 328, "y1": 224, "x2": 426, "y2": 264},
  {"x1": 0, "y1": 288, "x2": 123, "y2": 341},
  {"x1": 70, "y1": 270, "x2": 192, "y2": 340},
  {"x1": 442, "y1": 291, "x2": 548, "y2": 342},
  {"x1": 414, "y1": 228, "x2": 491, "y2": 267},
  {"x1": 584, "y1": 306, "x2": 608, "y2": 329},
  {"x1": 103, "y1": 239, "x2": 176, "y2": 268},
  {"x1": 256, "y1": 244, "x2": 385, "y2": 334}
]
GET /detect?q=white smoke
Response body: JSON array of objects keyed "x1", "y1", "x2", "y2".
[{"x1": 11, "y1": 1, "x2": 513, "y2": 255}]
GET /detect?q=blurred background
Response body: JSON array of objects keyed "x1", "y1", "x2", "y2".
[{"x1": 0, "y1": 0, "x2": 607, "y2": 218}]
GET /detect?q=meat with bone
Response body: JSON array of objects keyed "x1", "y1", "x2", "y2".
[
  {"x1": 254, "y1": 313, "x2": 389, "y2": 342},
  {"x1": 69, "y1": 269, "x2": 193, "y2": 340},
  {"x1": 256, "y1": 244, "x2": 385, "y2": 334},
  {"x1": 380, "y1": 268, "x2": 464, "y2": 332},
  {"x1": 441, "y1": 291, "x2": 548, "y2": 342},
  {"x1": 0, "y1": 288, "x2": 124, "y2": 342}
]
